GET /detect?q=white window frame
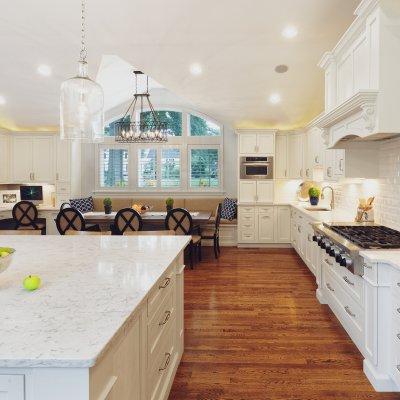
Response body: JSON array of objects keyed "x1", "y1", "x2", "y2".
[
  {"x1": 188, "y1": 144, "x2": 223, "y2": 192},
  {"x1": 95, "y1": 106, "x2": 224, "y2": 194},
  {"x1": 96, "y1": 144, "x2": 131, "y2": 191}
]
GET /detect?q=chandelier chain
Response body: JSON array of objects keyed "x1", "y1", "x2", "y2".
[{"x1": 80, "y1": 0, "x2": 87, "y2": 62}]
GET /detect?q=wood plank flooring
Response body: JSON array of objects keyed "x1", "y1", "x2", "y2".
[{"x1": 168, "y1": 247, "x2": 399, "y2": 400}]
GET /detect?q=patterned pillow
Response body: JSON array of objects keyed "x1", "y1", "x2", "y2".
[
  {"x1": 220, "y1": 198, "x2": 237, "y2": 221},
  {"x1": 69, "y1": 196, "x2": 94, "y2": 214}
]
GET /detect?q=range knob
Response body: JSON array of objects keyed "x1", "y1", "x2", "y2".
[
  {"x1": 312, "y1": 235, "x2": 321, "y2": 243},
  {"x1": 320, "y1": 241, "x2": 327, "y2": 249},
  {"x1": 340, "y1": 257, "x2": 353, "y2": 269},
  {"x1": 325, "y1": 244, "x2": 332, "y2": 254},
  {"x1": 329, "y1": 247, "x2": 338, "y2": 257},
  {"x1": 317, "y1": 237, "x2": 325, "y2": 247},
  {"x1": 335, "y1": 253, "x2": 343, "y2": 263}
]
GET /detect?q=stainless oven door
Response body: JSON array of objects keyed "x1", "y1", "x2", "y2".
[{"x1": 240, "y1": 162, "x2": 273, "y2": 179}]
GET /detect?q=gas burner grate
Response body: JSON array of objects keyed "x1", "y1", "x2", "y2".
[{"x1": 329, "y1": 225, "x2": 400, "y2": 249}]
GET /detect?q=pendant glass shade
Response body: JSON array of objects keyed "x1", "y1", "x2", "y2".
[{"x1": 60, "y1": 61, "x2": 104, "y2": 142}]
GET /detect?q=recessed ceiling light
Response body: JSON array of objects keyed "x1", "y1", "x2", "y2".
[
  {"x1": 282, "y1": 26, "x2": 298, "y2": 39},
  {"x1": 0, "y1": 95, "x2": 6, "y2": 105},
  {"x1": 190, "y1": 63, "x2": 202, "y2": 76},
  {"x1": 275, "y1": 64, "x2": 289, "y2": 74},
  {"x1": 37, "y1": 64, "x2": 52, "y2": 76},
  {"x1": 269, "y1": 93, "x2": 281, "y2": 104}
]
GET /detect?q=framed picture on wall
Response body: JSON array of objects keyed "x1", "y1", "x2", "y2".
[{"x1": 0, "y1": 190, "x2": 20, "y2": 206}]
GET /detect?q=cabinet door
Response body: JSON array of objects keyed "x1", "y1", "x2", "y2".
[
  {"x1": 324, "y1": 149, "x2": 335, "y2": 180},
  {"x1": 297, "y1": 215, "x2": 306, "y2": 259},
  {"x1": 257, "y1": 133, "x2": 274, "y2": 155},
  {"x1": 305, "y1": 223, "x2": 314, "y2": 273},
  {"x1": 258, "y1": 207, "x2": 274, "y2": 243},
  {"x1": 239, "y1": 134, "x2": 257, "y2": 154},
  {"x1": 56, "y1": 137, "x2": 71, "y2": 182},
  {"x1": 239, "y1": 180, "x2": 257, "y2": 203},
  {"x1": 256, "y1": 181, "x2": 273, "y2": 203},
  {"x1": 32, "y1": 136, "x2": 55, "y2": 182},
  {"x1": 275, "y1": 135, "x2": 288, "y2": 178},
  {"x1": 0, "y1": 375, "x2": 24, "y2": 400},
  {"x1": 0, "y1": 135, "x2": 10, "y2": 183},
  {"x1": 288, "y1": 133, "x2": 304, "y2": 179},
  {"x1": 275, "y1": 206, "x2": 291, "y2": 243},
  {"x1": 334, "y1": 149, "x2": 345, "y2": 176},
  {"x1": 12, "y1": 136, "x2": 33, "y2": 182}
]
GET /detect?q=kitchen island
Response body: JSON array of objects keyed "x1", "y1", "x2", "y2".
[{"x1": 0, "y1": 235, "x2": 190, "y2": 400}]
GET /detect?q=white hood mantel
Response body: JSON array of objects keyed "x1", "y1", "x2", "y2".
[{"x1": 315, "y1": 0, "x2": 400, "y2": 149}]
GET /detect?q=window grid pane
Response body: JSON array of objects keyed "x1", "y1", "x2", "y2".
[
  {"x1": 161, "y1": 149, "x2": 181, "y2": 188},
  {"x1": 140, "y1": 111, "x2": 182, "y2": 136},
  {"x1": 138, "y1": 149, "x2": 157, "y2": 188},
  {"x1": 190, "y1": 149, "x2": 219, "y2": 188},
  {"x1": 99, "y1": 148, "x2": 128, "y2": 188},
  {"x1": 190, "y1": 115, "x2": 221, "y2": 136}
]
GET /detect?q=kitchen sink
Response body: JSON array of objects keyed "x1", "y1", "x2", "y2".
[{"x1": 304, "y1": 207, "x2": 331, "y2": 212}]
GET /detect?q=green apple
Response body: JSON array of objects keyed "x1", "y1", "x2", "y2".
[
  {"x1": 0, "y1": 251, "x2": 9, "y2": 258},
  {"x1": 23, "y1": 275, "x2": 41, "y2": 291}
]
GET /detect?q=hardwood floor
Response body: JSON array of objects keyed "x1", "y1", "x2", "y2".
[{"x1": 169, "y1": 247, "x2": 399, "y2": 400}]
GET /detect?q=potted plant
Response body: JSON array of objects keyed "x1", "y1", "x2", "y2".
[
  {"x1": 103, "y1": 197, "x2": 112, "y2": 214},
  {"x1": 166, "y1": 197, "x2": 174, "y2": 212},
  {"x1": 308, "y1": 187, "x2": 321, "y2": 206}
]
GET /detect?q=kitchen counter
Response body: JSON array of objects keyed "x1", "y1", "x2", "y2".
[
  {"x1": 360, "y1": 249, "x2": 400, "y2": 269},
  {"x1": 0, "y1": 235, "x2": 190, "y2": 368},
  {"x1": 291, "y1": 202, "x2": 355, "y2": 223}
]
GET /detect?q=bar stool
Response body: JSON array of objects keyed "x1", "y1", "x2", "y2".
[{"x1": 12, "y1": 201, "x2": 45, "y2": 234}]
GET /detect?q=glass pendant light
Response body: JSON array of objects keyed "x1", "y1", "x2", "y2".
[{"x1": 60, "y1": 0, "x2": 104, "y2": 142}]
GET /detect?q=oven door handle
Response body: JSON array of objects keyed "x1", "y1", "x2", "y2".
[{"x1": 242, "y1": 162, "x2": 271, "y2": 166}]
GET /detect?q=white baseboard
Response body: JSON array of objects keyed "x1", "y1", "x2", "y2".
[
  {"x1": 237, "y1": 243, "x2": 292, "y2": 248},
  {"x1": 363, "y1": 359, "x2": 398, "y2": 392}
]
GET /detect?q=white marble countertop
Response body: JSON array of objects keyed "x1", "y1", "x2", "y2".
[
  {"x1": 360, "y1": 249, "x2": 400, "y2": 270},
  {"x1": 291, "y1": 202, "x2": 355, "y2": 223},
  {"x1": 0, "y1": 235, "x2": 190, "y2": 368}
]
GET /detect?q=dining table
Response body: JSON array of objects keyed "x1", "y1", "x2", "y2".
[{"x1": 83, "y1": 210, "x2": 212, "y2": 231}]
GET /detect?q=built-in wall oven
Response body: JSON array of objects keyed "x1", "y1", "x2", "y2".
[{"x1": 240, "y1": 156, "x2": 273, "y2": 180}]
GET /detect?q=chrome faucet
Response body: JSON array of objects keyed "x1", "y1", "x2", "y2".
[{"x1": 321, "y1": 186, "x2": 335, "y2": 210}]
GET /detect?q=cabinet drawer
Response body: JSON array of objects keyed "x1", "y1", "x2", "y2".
[
  {"x1": 239, "y1": 206, "x2": 254, "y2": 213},
  {"x1": 239, "y1": 213, "x2": 255, "y2": 224},
  {"x1": 391, "y1": 324, "x2": 400, "y2": 388},
  {"x1": 392, "y1": 270, "x2": 400, "y2": 301},
  {"x1": 148, "y1": 290, "x2": 175, "y2": 362},
  {"x1": 0, "y1": 375, "x2": 24, "y2": 400},
  {"x1": 239, "y1": 221, "x2": 255, "y2": 230},
  {"x1": 239, "y1": 230, "x2": 256, "y2": 243},
  {"x1": 149, "y1": 323, "x2": 176, "y2": 400},
  {"x1": 258, "y1": 206, "x2": 273, "y2": 214},
  {"x1": 148, "y1": 268, "x2": 175, "y2": 319},
  {"x1": 56, "y1": 182, "x2": 71, "y2": 193},
  {"x1": 323, "y1": 267, "x2": 364, "y2": 348},
  {"x1": 362, "y1": 260, "x2": 377, "y2": 284}
]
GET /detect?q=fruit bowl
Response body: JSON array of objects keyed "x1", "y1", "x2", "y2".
[
  {"x1": 132, "y1": 204, "x2": 153, "y2": 215},
  {"x1": 0, "y1": 247, "x2": 15, "y2": 274}
]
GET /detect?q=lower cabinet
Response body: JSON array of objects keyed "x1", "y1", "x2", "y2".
[
  {"x1": 238, "y1": 205, "x2": 291, "y2": 244},
  {"x1": 0, "y1": 375, "x2": 24, "y2": 400}
]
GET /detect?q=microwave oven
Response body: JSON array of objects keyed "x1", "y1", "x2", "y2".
[{"x1": 240, "y1": 156, "x2": 273, "y2": 180}]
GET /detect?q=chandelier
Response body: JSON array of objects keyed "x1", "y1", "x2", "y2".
[
  {"x1": 115, "y1": 71, "x2": 168, "y2": 143},
  {"x1": 60, "y1": 0, "x2": 104, "y2": 142}
]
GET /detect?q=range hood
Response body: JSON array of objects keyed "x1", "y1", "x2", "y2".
[
  {"x1": 314, "y1": 90, "x2": 400, "y2": 149},
  {"x1": 315, "y1": 0, "x2": 400, "y2": 150}
]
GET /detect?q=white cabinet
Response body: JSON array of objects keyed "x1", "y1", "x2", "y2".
[
  {"x1": 239, "y1": 181, "x2": 257, "y2": 203},
  {"x1": 334, "y1": 149, "x2": 345, "y2": 177},
  {"x1": 258, "y1": 206, "x2": 274, "y2": 243},
  {"x1": 237, "y1": 130, "x2": 275, "y2": 155},
  {"x1": 275, "y1": 206, "x2": 291, "y2": 243},
  {"x1": 56, "y1": 137, "x2": 71, "y2": 182},
  {"x1": 306, "y1": 127, "x2": 325, "y2": 171},
  {"x1": 239, "y1": 181, "x2": 273, "y2": 204},
  {"x1": 288, "y1": 132, "x2": 305, "y2": 179},
  {"x1": 275, "y1": 134, "x2": 288, "y2": 179},
  {"x1": 0, "y1": 134, "x2": 10, "y2": 183},
  {"x1": 12, "y1": 135, "x2": 55, "y2": 183},
  {"x1": 324, "y1": 148, "x2": 345, "y2": 181},
  {"x1": 0, "y1": 375, "x2": 24, "y2": 400}
]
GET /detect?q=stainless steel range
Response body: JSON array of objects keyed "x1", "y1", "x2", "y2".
[{"x1": 312, "y1": 222, "x2": 400, "y2": 276}]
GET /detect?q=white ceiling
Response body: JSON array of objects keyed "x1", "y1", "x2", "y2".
[{"x1": 0, "y1": 0, "x2": 359, "y2": 131}]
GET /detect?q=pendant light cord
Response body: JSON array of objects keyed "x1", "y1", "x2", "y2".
[{"x1": 80, "y1": 0, "x2": 87, "y2": 62}]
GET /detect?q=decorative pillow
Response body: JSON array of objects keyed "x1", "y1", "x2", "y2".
[
  {"x1": 220, "y1": 198, "x2": 237, "y2": 221},
  {"x1": 69, "y1": 196, "x2": 94, "y2": 214}
]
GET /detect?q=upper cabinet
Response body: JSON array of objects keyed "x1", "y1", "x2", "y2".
[
  {"x1": 237, "y1": 130, "x2": 276, "y2": 155},
  {"x1": 316, "y1": 0, "x2": 400, "y2": 147},
  {"x1": 11, "y1": 134, "x2": 55, "y2": 183},
  {"x1": 288, "y1": 132, "x2": 305, "y2": 179},
  {"x1": 0, "y1": 132, "x2": 10, "y2": 183}
]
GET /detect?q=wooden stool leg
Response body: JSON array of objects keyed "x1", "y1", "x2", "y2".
[{"x1": 213, "y1": 236, "x2": 219, "y2": 259}]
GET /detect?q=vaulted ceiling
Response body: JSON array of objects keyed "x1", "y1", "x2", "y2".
[{"x1": 0, "y1": 0, "x2": 359, "y2": 131}]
